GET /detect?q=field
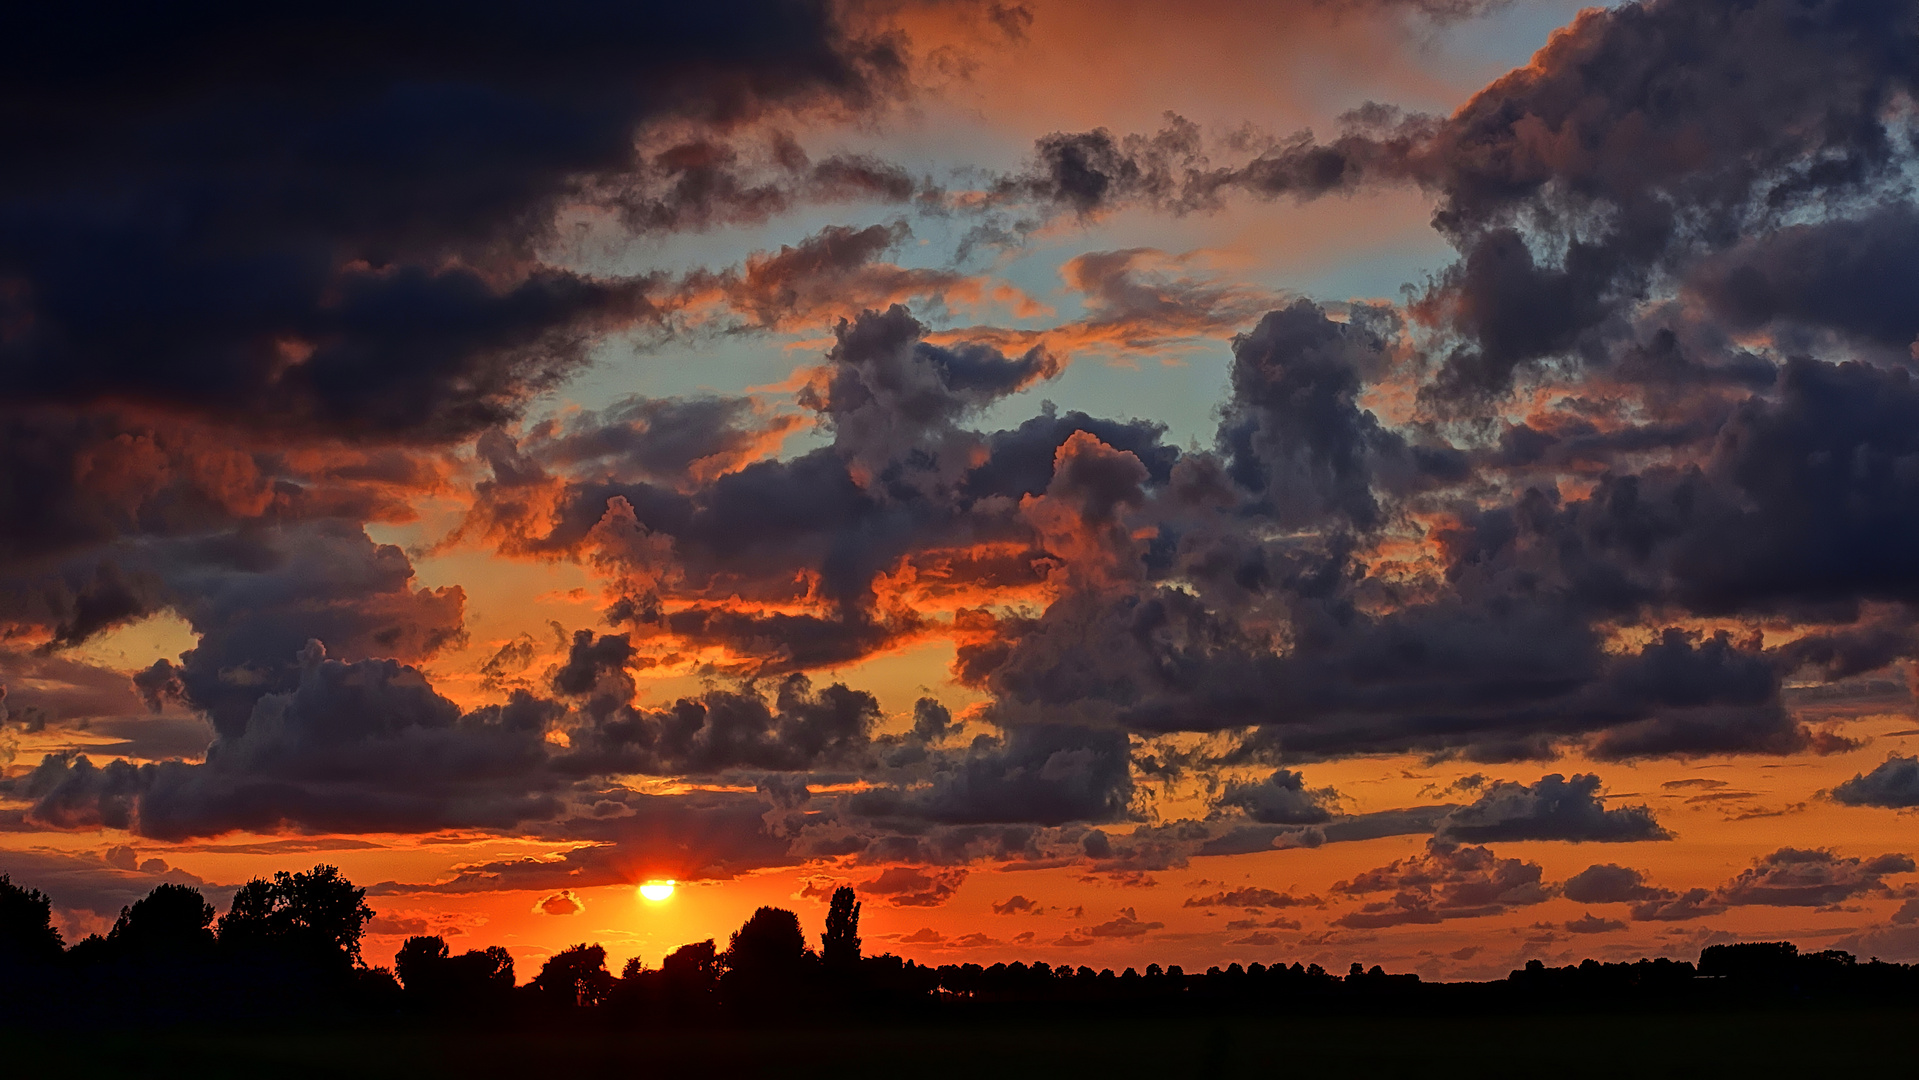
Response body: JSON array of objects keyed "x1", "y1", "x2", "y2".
[{"x1": 12, "y1": 1006, "x2": 1915, "y2": 1079}]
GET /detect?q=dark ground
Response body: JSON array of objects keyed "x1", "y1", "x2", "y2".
[{"x1": 10, "y1": 1007, "x2": 1915, "y2": 1079}]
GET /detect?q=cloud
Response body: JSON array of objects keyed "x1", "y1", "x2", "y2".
[
  {"x1": 849, "y1": 723, "x2": 1134, "y2": 826},
  {"x1": 1832, "y1": 755, "x2": 1919, "y2": 809},
  {"x1": 0, "y1": 847, "x2": 220, "y2": 922},
  {"x1": 1183, "y1": 887, "x2": 1317, "y2": 909},
  {"x1": 0, "y1": 1, "x2": 901, "y2": 441},
  {"x1": 1332, "y1": 840, "x2": 1552, "y2": 928},
  {"x1": 1083, "y1": 907, "x2": 1163, "y2": 938},
  {"x1": 1565, "y1": 847, "x2": 1916, "y2": 923},
  {"x1": 5, "y1": 622, "x2": 905, "y2": 845},
  {"x1": 375, "y1": 789, "x2": 801, "y2": 891},
  {"x1": 858, "y1": 866, "x2": 968, "y2": 907},
  {"x1": 1213, "y1": 769, "x2": 1337, "y2": 825},
  {"x1": 1436, "y1": 773, "x2": 1671, "y2": 844},
  {"x1": 533, "y1": 890, "x2": 585, "y2": 916},
  {"x1": 1562, "y1": 864, "x2": 1669, "y2": 906},
  {"x1": 1716, "y1": 848, "x2": 1913, "y2": 908},
  {"x1": 991, "y1": 895, "x2": 1040, "y2": 915},
  {"x1": 554, "y1": 667, "x2": 882, "y2": 777},
  {"x1": 681, "y1": 222, "x2": 1014, "y2": 332}
]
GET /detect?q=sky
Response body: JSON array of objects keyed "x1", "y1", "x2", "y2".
[{"x1": 5, "y1": 0, "x2": 1919, "y2": 982}]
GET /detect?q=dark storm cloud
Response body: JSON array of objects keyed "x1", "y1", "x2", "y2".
[
  {"x1": 804, "y1": 304, "x2": 1059, "y2": 502},
  {"x1": 1215, "y1": 301, "x2": 1411, "y2": 531},
  {"x1": 1441, "y1": 358, "x2": 1919, "y2": 646},
  {"x1": 977, "y1": 575, "x2": 1809, "y2": 764},
  {"x1": 11, "y1": 642, "x2": 563, "y2": 840},
  {"x1": 0, "y1": 0, "x2": 902, "y2": 440},
  {"x1": 848, "y1": 724, "x2": 1134, "y2": 826},
  {"x1": 3, "y1": 626, "x2": 890, "y2": 839},
  {"x1": 1435, "y1": 773, "x2": 1671, "y2": 844},
  {"x1": 1831, "y1": 755, "x2": 1919, "y2": 809},
  {"x1": 554, "y1": 670, "x2": 881, "y2": 776},
  {"x1": 1214, "y1": 769, "x2": 1337, "y2": 825},
  {"x1": 16, "y1": 0, "x2": 1919, "y2": 868},
  {"x1": 1687, "y1": 207, "x2": 1919, "y2": 353},
  {"x1": 989, "y1": 0, "x2": 1919, "y2": 398},
  {"x1": 146, "y1": 520, "x2": 470, "y2": 740}
]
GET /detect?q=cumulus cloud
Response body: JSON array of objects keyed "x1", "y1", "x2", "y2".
[
  {"x1": 849, "y1": 724, "x2": 1134, "y2": 826},
  {"x1": 1436, "y1": 773, "x2": 1671, "y2": 844},
  {"x1": 1332, "y1": 841, "x2": 1552, "y2": 928},
  {"x1": 1213, "y1": 769, "x2": 1338, "y2": 825},
  {"x1": 1832, "y1": 756, "x2": 1919, "y2": 810},
  {"x1": 1564, "y1": 847, "x2": 1916, "y2": 923}
]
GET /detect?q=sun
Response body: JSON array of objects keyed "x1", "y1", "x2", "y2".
[{"x1": 638, "y1": 880, "x2": 676, "y2": 902}]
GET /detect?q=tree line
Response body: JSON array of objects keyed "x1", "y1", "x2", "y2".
[{"x1": 3, "y1": 866, "x2": 1917, "y2": 1028}]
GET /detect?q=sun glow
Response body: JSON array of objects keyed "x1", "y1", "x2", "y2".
[{"x1": 638, "y1": 880, "x2": 676, "y2": 902}]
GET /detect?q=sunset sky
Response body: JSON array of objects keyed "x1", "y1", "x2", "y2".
[{"x1": 6, "y1": 0, "x2": 1919, "y2": 982}]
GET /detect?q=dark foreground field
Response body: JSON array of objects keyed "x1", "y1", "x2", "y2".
[{"x1": 11, "y1": 1007, "x2": 1914, "y2": 1079}]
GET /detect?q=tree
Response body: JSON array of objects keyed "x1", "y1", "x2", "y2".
[
  {"x1": 728, "y1": 906, "x2": 808, "y2": 974},
  {"x1": 822, "y1": 886, "x2": 861, "y2": 968},
  {"x1": 724, "y1": 906, "x2": 813, "y2": 1008},
  {"x1": 532, "y1": 943, "x2": 614, "y2": 1007},
  {"x1": 108, "y1": 883, "x2": 215, "y2": 957},
  {"x1": 660, "y1": 938, "x2": 721, "y2": 1002},
  {"x1": 0, "y1": 874, "x2": 64, "y2": 965},
  {"x1": 449, "y1": 945, "x2": 514, "y2": 992},
  {"x1": 398, "y1": 936, "x2": 515, "y2": 1005},
  {"x1": 394, "y1": 935, "x2": 451, "y2": 992},
  {"x1": 217, "y1": 864, "x2": 373, "y2": 967}
]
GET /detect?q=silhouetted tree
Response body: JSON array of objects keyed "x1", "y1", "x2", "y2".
[
  {"x1": 659, "y1": 938, "x2": 721, "y2": 1008},
  {"x1": 107, "y1": 883, "x2": 215, "y2": 958},
  {"x1": 0, "y1": 874, "x2": 64, "y2": 966},
  {"x1": 397, "y1": 935, "x2": 515, "y2": 1010},
  {"x1": 394, "y1": 935, "x2": 452, "y2": 992},
  {"x1": 724, "y1": 906, "x2": 813, "y2": 1010},
  {"x1": 533, "y1": 943, "x2": 615, "y2": 1007},
  {"x1": 1701, "y1": 941, "x2": 1799, "y2": 981},
  {"x1": 728, "y1": 906, "x2": 808, "y2": 975},
  {"x1": 447, "y1": 945, "x2": 515, "y2": 992},
  {"x1": 217, "y1": 864, "x2": 373, "y2": 968},
  {"x1": 823, "y1": 886, "x2": 861, "y2": 969}
]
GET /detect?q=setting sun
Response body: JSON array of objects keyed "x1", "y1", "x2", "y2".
[{"x1": 638, "y1": 881, "x2": 676, "y2": 903}]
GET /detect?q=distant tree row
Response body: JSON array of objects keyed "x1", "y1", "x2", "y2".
[{"x1": 4, "y1": 871, "x2": 1918, "y2": 1027}]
